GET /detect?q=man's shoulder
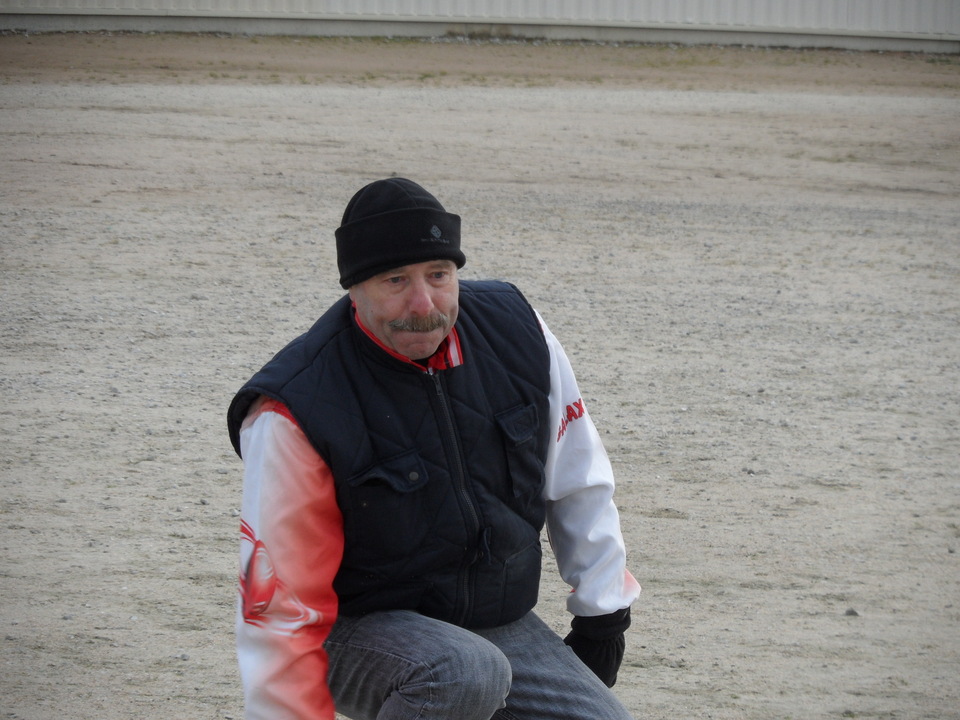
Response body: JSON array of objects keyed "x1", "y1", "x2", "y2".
[
  {"x1": 227, "y1": 295, "x2": 354, "y2": 455},
  {"x1": 459, "y1": 278, "x2": 522, "y2": 299},
  {"x1": 458, "y1": 280, "x2": 543, "y2": 342},
  {"x1": 459, "y1": 279, "x2": 536, "y2": 316},
  {"x1": 297, "y1": 293, "x2": 354, "y2": 348},
  {"x1": 237, "y1": 295, "x2": 353, "y2": 408}
]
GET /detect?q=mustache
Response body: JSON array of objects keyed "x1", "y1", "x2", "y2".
[{"x1": 388, "y1": 314, "x2": 450, "y2": 333}]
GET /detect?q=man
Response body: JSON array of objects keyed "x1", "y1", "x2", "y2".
[{"x1": 227, "y1": 177, "x2": 641, "y2": 720}]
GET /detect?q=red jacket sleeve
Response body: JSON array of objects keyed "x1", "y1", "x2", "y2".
[{"x1": 237, "y1": 397, "x2": 344, "y2": 720}]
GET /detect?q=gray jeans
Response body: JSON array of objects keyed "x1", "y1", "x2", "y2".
[{"x1": 324, "y1": 609, "x2": 635, "y2": 720}]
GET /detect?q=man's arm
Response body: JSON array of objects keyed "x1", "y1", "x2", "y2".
[
  {"x1": 237, "y1": 398, "x2": 344, "y2": 719},
  {"x1": 537, "y1": 315, "x2": 641, "y2": 686}
]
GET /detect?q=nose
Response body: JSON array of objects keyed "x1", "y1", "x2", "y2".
[{"x1": 407, "y1": 277, "x2": 436, "y2": 316}]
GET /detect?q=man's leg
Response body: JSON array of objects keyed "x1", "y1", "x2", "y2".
[
  {"x1": 476, "y1": 611, "x2": 635, "y2": 720},
  {"x1": 325, "y1": 609, "x2": 512, "y2": 720}
]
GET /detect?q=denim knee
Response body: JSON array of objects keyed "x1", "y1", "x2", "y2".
[{"x1": 424, "y1": 634, "x2": 512, "y2": 718}]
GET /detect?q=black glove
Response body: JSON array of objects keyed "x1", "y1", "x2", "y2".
[{"x1": 563, "y1": 607, "x2": 631, "y2": 687}]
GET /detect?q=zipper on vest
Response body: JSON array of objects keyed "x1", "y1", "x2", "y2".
[{"x1": 428, "y1": 368, "x2": 481, "y2": 625}]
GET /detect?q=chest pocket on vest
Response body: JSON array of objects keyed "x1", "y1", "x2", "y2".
[
  {"x1": 343, "y1": 450, "x2": 432, "y2": 562},
  {"x1": 495, "y1": 404, "x2": 545, "y2": 503}
]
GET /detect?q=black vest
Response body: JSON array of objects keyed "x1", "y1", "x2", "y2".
[{"x1": 228, "y1": 281, "x2": 552, "y2": 629}]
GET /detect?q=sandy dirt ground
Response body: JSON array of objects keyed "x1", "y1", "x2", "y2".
[{"x1": 1, "y1": 32, "x2": 959, "y2": 720}]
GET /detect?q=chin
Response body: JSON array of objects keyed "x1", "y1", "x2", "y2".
[
  {"x1": 398, "y1": 337, "x2": 442, "y2": 360},
  {"x1": 403, "y1": 345, "x2": 439, "y2": 361}
]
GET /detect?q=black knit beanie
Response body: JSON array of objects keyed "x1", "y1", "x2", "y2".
[{"x1": 335, "y1": 178, "x2": 465, "y2": 289}]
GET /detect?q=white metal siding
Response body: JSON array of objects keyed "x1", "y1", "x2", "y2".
[{"x1": 2, "y1": 0, "x2": 958, "y2": 44}]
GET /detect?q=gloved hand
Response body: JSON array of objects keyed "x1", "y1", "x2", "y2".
[{"x1": 563, "y1": 607, "x2": 631, "y2": 687}]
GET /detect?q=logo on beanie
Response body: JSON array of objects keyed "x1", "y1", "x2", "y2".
[{"x1": 421, "y1": 224, "x2": 450, "y2": 245}]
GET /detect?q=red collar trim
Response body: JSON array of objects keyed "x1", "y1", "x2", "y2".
[{"x1": 352, "y1": 305, "x2": 463, "y2": 371}]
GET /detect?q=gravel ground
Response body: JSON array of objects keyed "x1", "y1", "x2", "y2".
[{"x1": 1, "y1": 33, "x2": 959, "y2": 720}]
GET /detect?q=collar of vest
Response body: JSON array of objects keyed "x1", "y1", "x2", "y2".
[{"x1": 352, "y1": 305, "x2": 464, "y2": 372}]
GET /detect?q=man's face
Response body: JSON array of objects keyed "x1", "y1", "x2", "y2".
[{"x1": 349, "y1": 259, "x2": 460, "y2": 361}]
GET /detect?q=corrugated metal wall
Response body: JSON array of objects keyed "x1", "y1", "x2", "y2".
[{"x1": 2, "y1": 0, "x2": 958, "y2": 49}]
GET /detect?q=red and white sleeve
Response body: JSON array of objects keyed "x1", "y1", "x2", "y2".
[{"x1": 237, "y1": 397, "x2": 344, "y2": 720}]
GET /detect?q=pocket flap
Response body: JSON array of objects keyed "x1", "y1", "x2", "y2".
[
  {"x1": 347, "y1": 450, "x2": 429, "y2": 493},
  {"x1": 495, "y1": 404, "x2": 539, "y2": 447}
]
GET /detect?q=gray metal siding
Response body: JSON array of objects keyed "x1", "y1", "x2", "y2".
[{"x1": 2, "y1": 0, "x2": 958, "y2": 48}]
